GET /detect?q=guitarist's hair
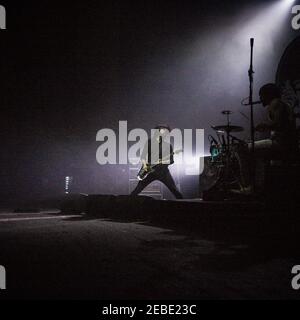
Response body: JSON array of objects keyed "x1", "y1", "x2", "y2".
[{"x1": 154, "y1": 124, "x2": 171, "y2": 132}]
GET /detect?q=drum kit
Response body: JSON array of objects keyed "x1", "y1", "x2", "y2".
[
  {"x1": 212, "y1": 110, "x2": 244, "y2": 146},
  {"x1": 206, "y1": 110, "x2": 247, "y2": 193}
]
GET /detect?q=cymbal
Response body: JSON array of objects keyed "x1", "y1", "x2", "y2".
[
  {"x1": 211, "y1": 125, "x2": 244, "y2": 133},
  {"x1": 221, "y1": 110, "x2": 233, "y2": 115}
]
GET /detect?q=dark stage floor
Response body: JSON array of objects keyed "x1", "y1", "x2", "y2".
[{"x1": 0, "y1": 197, "x2": 300, "y2": 300}]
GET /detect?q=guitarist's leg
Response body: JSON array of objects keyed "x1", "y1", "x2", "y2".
[
  {"x1": 130, "y1": 174, "x2": 156, "y2": 196},
  {"x1": 159, "y1": 169, "x2": 183, "y2": 199}
]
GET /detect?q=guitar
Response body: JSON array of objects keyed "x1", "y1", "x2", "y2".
[{"x1": 137, "y1": 149, "x2": 183, "y2": 181}]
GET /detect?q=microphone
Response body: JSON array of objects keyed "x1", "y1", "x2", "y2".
[
  {"x1": 250, "y1": 38, "x2": 254, "y2": 47},
  {"x1": 243, "y1": 100, "x2": 262, "y2": 106},
  {"x1": 252, "y1": 100, "x2": 261, "y2": 105}
]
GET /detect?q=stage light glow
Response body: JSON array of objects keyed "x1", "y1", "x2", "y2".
[
  {"x1": 170, "y1": 152, "x2": 209, "y2": 177},
  {"x1": 233, "y1": 0, "x2": 294, "y2": 70},
  {"x1": 183, "y1": 0, "x2": 296, "y2": 139}
]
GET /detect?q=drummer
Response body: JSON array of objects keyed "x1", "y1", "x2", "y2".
[
  {"x1": 254, "y1": 83, "x2": 297, "y2": 157},
  {"x1": 237, "y1": 83, "x2": 297, "y2": 194}
]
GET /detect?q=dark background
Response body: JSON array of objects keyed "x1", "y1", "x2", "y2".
[{"x1": 0, "y1": 0, "x2": 299, "y2": 203}]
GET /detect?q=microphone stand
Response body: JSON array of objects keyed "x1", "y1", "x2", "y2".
[{"x1": 248, "y1": 38, "x2": 255, "y2": 191}]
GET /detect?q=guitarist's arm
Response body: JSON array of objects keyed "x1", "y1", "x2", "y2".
[{"x1": 158, "y1": 145, "x2": 174, "y2": 165}]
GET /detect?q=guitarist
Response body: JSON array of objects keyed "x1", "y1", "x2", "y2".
[{"x1": 131, "y1": 125, "x2": 183, "y2": 199}]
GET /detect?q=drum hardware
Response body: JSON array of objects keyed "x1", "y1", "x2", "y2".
[
  {"x1": 211, "y1": 125, "x2": 244, "y2": 133},
  {"x1": 206, "y1": 110, "x2": 246, "y2": 194}
]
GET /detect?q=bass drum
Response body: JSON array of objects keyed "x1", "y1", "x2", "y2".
[
  {"x1": 199, "y1": 149, "x2": 245, "y2": 200},
  {"x1": 199, "y1": 156, "x2": 223, "y2": 193}
]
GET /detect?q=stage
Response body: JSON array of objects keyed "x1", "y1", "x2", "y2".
[
  {"x1": 0, "y1": 196, "x2": 299, "y2": 300},
  {"x1": 61, "y1": 194, "x2": 300, "y2": 239}
]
